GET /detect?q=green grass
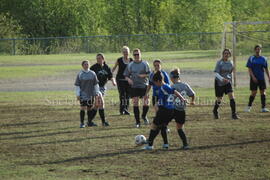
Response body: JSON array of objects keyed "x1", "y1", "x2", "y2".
[
  {"x1": 1, "y1": 88, "x2": 270, "y2": 179},
  {"x1": 0, "y1": 49, "x2": 263, "y2": 79}
]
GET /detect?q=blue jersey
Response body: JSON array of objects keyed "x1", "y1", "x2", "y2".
[
  {"x1": 246, "y1": 56, "x2": 268, "y2": 80},
  {"x1": 157, "y1": 84, "x2": 175, "y2": 109},
  {"x1": 149, "y1": 70, "x2": 170, "y2": 96}
]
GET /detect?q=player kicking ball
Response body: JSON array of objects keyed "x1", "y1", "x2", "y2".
[
  {"x1": 170, "y1": 68, "x2": 195, "y2": 150},
  {"x1": 142, "y1": 71, "x2": 186, "y2": 150}
]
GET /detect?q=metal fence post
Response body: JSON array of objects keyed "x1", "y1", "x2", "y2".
[{"x1": 12, "y1": 39, "x2": 16, "y2": 55}]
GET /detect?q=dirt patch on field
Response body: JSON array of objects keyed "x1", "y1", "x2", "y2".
[{"x1": 0, "y1": 69, "x2": 250, "y2": 92}]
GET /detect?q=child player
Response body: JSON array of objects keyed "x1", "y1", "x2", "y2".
[
  {"x1": 143, "y1": 71, "x2": 186, "y2": 150},
  {"x1": 170, "y1": 68, "x2": 195, "y2": 150}
]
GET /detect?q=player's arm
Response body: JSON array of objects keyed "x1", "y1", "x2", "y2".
[
  {"x1": 112, "y1": 60, "x2": 119, "y2": 73},
  {"x1": 248, "y1": 68, "x2": 258, "y2": 83},
  {"x1": 189, "y1": 95, "x2": 195, "y2": 105},
  {"x1": 174, "y1": 90, "x2": 186, "y2": 102},
  {"x1": 75, "y1": 86, "x2": 80, "y2": 100},
  {"x1": 265, "y1": 67, "x2": 270, "y2": 83},
  {"x1": 123, "y1": 65, "x2": 133, "y2": 85}
]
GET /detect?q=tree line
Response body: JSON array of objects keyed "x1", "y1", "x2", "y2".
[{"x1": 1, "y1": 0, "x2": 270, "y2": 39}]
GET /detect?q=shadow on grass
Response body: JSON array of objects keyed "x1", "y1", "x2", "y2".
[
  {"x1": 24, "y1": 138, "x2": 270, "y2": 165},
  {"x1": 0, "y1": 119, "x2": 73, "y2": 127},
  {"x1": 20, "y1": 133, "x2": 137, "y2": 146},
  {"x1": 0, "y1": 127, "x2": 73, "y2": 136},
  {"x1": 0, "y1": 130, "x2": 80, "y2": 140}
]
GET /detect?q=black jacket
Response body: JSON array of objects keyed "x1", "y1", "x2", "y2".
[{"x1": 90, "y1": 63, "x2": 113, "y2": 87}]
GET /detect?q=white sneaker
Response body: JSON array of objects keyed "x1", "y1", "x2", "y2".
[
  {"x1": 244, "y1": 106, "x2": 252, "y2": 112},
  {"x1": 261, "y1": 108, "x2": 270, "y2": 112},
  {"x1": 162, "y1": 144, "x2": 169, "y2": 149},
  {"x1": 142, "y1": 145, "x2": 153, "y2": 150}
]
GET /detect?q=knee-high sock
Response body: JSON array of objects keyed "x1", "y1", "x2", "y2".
[
  {"x1": 261, "y1": 94, "x2": 266, "y2": 108},
  {"x1": 148, "y1": 129, "x2": 160, "y2": 146},
  {"x1": 213, "y1": 100, "x2": 221, "y2": 113},
  {"x1": 142, "y1": 105, "x2": 149, "y2": 118},
  {"x1": 80, "y1": 110, "x2": 85, "y2": 124},
  {"x1": 178, "y1": 129, "x2": 188, "y2": 146},
  {"x1": 99, "y1": 108, "x2": 106, "y2": 123},
  {"x1": 248, "y1": 95, "x2": 255, "y2": 107},
  {"x1": 87, "y1": 109, "x2": 97, "y2": 123},
  {"x1": 133, "y1": 106, "x2": 140, "y2": 124},
  {"x1": 161, "y1": 126, "x2": 168, "y2": 144},
  {"x1": 230, "y1": 99, "x2": 236, "y2": 114}
]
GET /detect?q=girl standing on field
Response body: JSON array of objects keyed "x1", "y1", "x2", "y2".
[
  {"x1": 74, "y1": 60, "x2": 100, "y2": 128},
  {"x1": 112, "y1": 46, "x2": 133, "y2": 115},
  {"x1": 213, "y1": 49, "x2": 239, "y2": 120},
  {"x1": 90, "y1": 53, "x2": 116, "y2": 126}
]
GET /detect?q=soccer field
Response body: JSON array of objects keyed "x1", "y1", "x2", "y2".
[{"x1": 0, "y1": 51, "x2": 270, "y2": 179}]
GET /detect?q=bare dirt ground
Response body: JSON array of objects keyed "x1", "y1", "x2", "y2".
[{"x1": 0, "y1": 69, "x2": 250, "y2": 92}]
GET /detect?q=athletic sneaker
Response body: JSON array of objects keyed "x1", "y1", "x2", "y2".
[
  {"x1": 123, "y1": 109, "x2": 130, "y2": 115},
  {"x1": 261, "y1": 108, "x2": 270, "y2": 112},
  {"x1": 102, "y1": 121, "x2": 110, "y2": 126},
  {"x1": 213, "y1": 110, "x2": 220, "y2": 119},
  {"x1": 142, "y1": 116, "x2": 149, "y2": 125},
  {"x1": 181, "y1": 145, "x2": 190, "y2": 150},
  {"x1": 135, "y1": 123, "x2": 141, "y2": 128},
  {"x1": 80, "y1": 124, "x2": 86, "y2": 128},
  {"x1": 244, "y1": 106, "x2": 252, "y2": 112},
  {"x1": 87, "y1": 122, "x2": 97, "y2": 127},
  {"x1": 232, "y1": 113, "x2": 240, "y2": 120},
  {"x1": 162, "y1": 144, "x2": 169, "y2": 149},
  {"x1": 142, "y1": 145, "x2": 153, "y2": 150}
]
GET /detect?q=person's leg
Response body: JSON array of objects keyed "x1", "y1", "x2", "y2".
[
  {"x1": 146, "y1": 123, "x2": 160, "y2": 147},
  {"x1": 117, "y1": 81, "x2": 125, "y2": 114},
  {"x1": 87, "y1": 98, "x2": 97, "y2": 126},
  {"x1": 175, "y1": 110, "x2": 188, "y2": 148},
  {"x1": 248, "y1": 90, "x2": 257, "y2": 107},
  {"x1": 80, "y1": 105, "x2": 87, "y2": 127},
  {"x1": 133, "y1": 96, "x2": 140, "y2": 126},
  {"x1": 142, "y1": 94, "x2": 150, "y2": 124},
  {"x1": 213, "y1": 97, "x2": 222, "y2": 119},
  {"x1": 260, "y1": 89, "x2": 266, "y2": 109},
  {"x1": 124, "y1": 81, "x2": 131, "y2": 113},
  {"x1": 97, "y1": 95, "x2": 109, "y2": 126},
  {"x1": 228, "y1": 92, "x2": 239, "y2": 119}
]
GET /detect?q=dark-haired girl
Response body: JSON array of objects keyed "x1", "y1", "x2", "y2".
[
  {"x1": 142, "y1": 71, "x2": 186, "y2": 150},
  {"x1": 74, "y1": 60, "x2": 100, "y2": 128},
  {"x1": 213, "y1": 49, "x2": 239, "y2": 119},
  {"x1": 245, "y1": 44, "x2": 270, "y2": 112},
  {"x1": 90, "y1": 53, "x2": 116, "y2": 126}
]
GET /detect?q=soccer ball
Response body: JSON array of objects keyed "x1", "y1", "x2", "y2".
[{"x1": 135, "y1": 135, "x2": 147, "y2": 145}]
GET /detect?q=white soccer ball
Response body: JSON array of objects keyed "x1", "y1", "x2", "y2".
[{"x1": 135, "y1": 135, "x2": 147, "y2": 145}]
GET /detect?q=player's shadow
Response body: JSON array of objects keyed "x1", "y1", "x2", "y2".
[
  {"x1": 20, "y1": 133, "x2": 137, "y2": 146},
  {"x1": 24, "y1": 138, "x2": 270, "y2": 166},
  {"x1": 0, "y1": 127, "x2": 72, "y2": 136},
  {"x1": 0, "y1": 130, "x2": 80, "y2": 140},
  {"x1": 0, "y1": 119, "x2": 73, "y2": 127}
]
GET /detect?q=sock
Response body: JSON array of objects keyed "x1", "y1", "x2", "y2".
[
  {"x1": 161, "y1": 126, "x2": 168, "y2": 144},
  {"x1": 125, "y1": 98, "x2": 130, "y2": 111},
  {"x1": 248, "y1": 95, "x2": 255, "y2": 107},
  {"x1": 261, "y1": 94, "x2": 266, "y2": 108},
  {"x1": 142, "y1": 105, "x2": 149, "y2": 118},
  {"x1": 213, "y1": 100, "x2": 221, "y2": 113},
  {"x1": 87, "y1": 109, "x2": 97, "y2": 123},
  {"x1": 178, "y1": 129, "x2": 188, "y2": 146},
  {"x1": 230, "y1": 99, "x2": 236, "y2": 114},
  {"x1": 133, "y1": 106, "x2": 140, "y2": 124},
  {"x1": 148, "y1": 129, "x2": 160, "y2": 146},
  {"x1": 80, "y1": 110, "x2": 85, "y2": 124},
  {"x1": 99, "y1": 109, "x2": 106, "y2": 123}
]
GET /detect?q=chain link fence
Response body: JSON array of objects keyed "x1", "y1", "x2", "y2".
[{"x1": 0, "y1": 32, "x2": 223, "y2": 55}]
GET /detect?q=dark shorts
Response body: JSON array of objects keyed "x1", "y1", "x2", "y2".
[
  {"x1": 152, "y1": 96, "x2": 158, "y2": 106},
  {"x1": 250, "y1": 78, "x2": 266, "y2": 91},
  {"x1": 80, "y1": 98, "x2": 94, "y2": 107},
  {"x1": 130, "y1": 87, "x2": 147, "y2": 98},
  {"x1": 153, "y1": 106, "x2": 174, "y2": 127},
  {"x1": 215, "y1": 80, "x2": 233, "y2": 97},
  {"x1": 173, "y1": 110, "x2": 186, "y2": 124}
]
